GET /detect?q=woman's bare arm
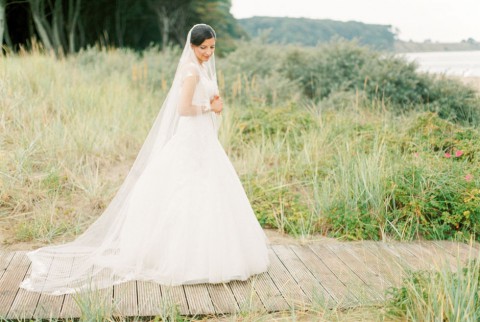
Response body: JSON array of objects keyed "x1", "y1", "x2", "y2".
[{"x1": 178, "y1": 75, "x2": 210, "y2": 116}]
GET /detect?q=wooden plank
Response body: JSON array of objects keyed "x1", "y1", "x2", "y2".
[
  {"x1": 265, "y1": 248, "x2": 307, "y2": 309},
  {"x1": 379, "y1": 243, "x2": 424, "y2": 271},
  {"x1": 34, "y1": 293, "x2": 65, "y2": 320},
  {"x1": 420, "y1": 241, "x2": 457, "y2": 258},
  {"x1": 34, "y1": 256, "x2": 73, "y2": 319},
  {"x1": 58, "y1": 257, "x2": 83, "y2": 319},
  {"x1": 59, "y1": 293, "x2": 82, "y2": 319},
  {"x1": 6, "y1": 264, "x2": 40, "y2": 320},
  {"x1": 324, "y1": 243, "x2": 385, "y2": 302},
  {"x1": 249, "y1": 271, "x2": 289, "y2": 312},
  {"x1": 113, "y1": 280, "x2": 138, "y2": 317},
  {"x1": 374, "y1": 243, "x2": 411, "y2": 271},
  {"x1": 459, "y1": 241, "x2": 480, "y2": 258},
  {"x1": 290, "y1": 244, "x2": 357, "y2": 307},
  {"x1": 272, "y1": 245, "x2": 332, "y2": 305},
  {"x1": 400, "y1": 243, "x2": 437, "y2": 270},
  {"x1": 342, "y1": 241, "x2": 396, "y2": 288},
  {"x1": 0, "y1": 251, "x2": 15, "y2": 280},
  {"x1": 64, "y1": 287, "x2": 113, "y2": 319},
  {"x1": 0, "y1": 250, "x2": 18, "y2": 319},
  {"x1": 206, "y1": 282, "x2": 239, "y2": 314},
  {"x1": 60, "y1": 264, "x2": 114, "y2": 319},
  {"x1": 474, "y1": 241, "x2": 480, "y2": 251},
  {"x1": 308, "y1": 244, "x2": 374, "y2": 304},
  {"x1": 228, "y1": 279, "x2": 264, "y2": 313},
  {"x1": 413, "y1": 242, "x2": 458, "y2": 271},
  {"x1": 400, "y1": 243, "x2": 445, "y2": 270},
  {"x1": 136, "y1": 280, "x2": 163, "y2": 316},
  {"x1": 354, "y1": 242, "x2": 406, "y2": 285},
  {"x1": 159, "y1": 285, "x2": 189, "y2": 315},
  {"x1": 0, "y1": 252, "x2": 30, "y2": 317},
  {"x1": 183, "y1": 283, "x2": 215, "y2": 316},
  {"x1": 432, "y1": 241, "x2": 480, "y2": 261}
]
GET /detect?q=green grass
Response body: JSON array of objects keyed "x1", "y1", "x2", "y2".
[
  {"x1": 220, "y1": 103, "x2": 480, "y2": 241},
  {"x1": 387, "y1": 257, "x2": 480, "y2": 321},
  {"x1": 0, "y1": 48, "x2": 164, "y2": 243},
  {"x1": 1, "y1": 43, "x2": 480, "y2": 246}
]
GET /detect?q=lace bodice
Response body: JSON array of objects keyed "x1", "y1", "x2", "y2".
[
  {"x1": 192, "y1": 65, "x2": 217, "y2": 107},
  {"x1": 178, "y1": 62, "x2": 217, "y2": 114}
]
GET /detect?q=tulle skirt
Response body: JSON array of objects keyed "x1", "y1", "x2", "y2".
[{"x1": 20, "y1": 113, "x2": 270, "y2": 294}]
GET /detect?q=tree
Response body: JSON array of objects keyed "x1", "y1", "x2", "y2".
[
  {"x1": 28, "y1": 0, "x2": 54, "y2": 51},
  {"x1": 148, "y1": 0, "x2": 191, "y2": 49},
  {"x1": 4, "y1": 0, "x2": 244, "y2": 53},
  {"x1": 0, "y1": 0, "x2": 6, "y2": 49},
  {"x1": 192, "y1": 0, "x2": 246, "y2": 53},
  {"x1": 67, "y1": 0, "x2": 81, "y2": 53}
]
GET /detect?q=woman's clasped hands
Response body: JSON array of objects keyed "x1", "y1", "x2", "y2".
[{"x1": 210, "y1": 95, "x2": 223, "y2": 114}]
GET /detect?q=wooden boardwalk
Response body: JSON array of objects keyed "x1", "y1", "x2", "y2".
[{"x1": 1, "y1": 241, "x2": 479, "y2": 320}]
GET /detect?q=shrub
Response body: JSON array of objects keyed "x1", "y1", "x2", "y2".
[
  {"x1": 281, "y1": 40, "x2": 480, "y2": 126},
  {"x1": 387, "y1": 162, "x2": 480, "y2": 241},
  {"x1": 386, "y1": 113, "x2": 480, "y2": 241},
  {"x1": 403, "y1": 112, "x2": 480, "y2": 160},
  {"x1": 362, "y1": 53, "x2": 431, "y2": 106},
  {"x1": 426, "y1": 76, "x2": 480, "y2": 125},
  {"x1": 283, "y1": 41, "x2": 373, "y2": 99}
]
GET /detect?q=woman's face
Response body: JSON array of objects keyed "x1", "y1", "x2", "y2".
[{"x1": 192, "y1": 38, "x2": 216, "y2": 64}]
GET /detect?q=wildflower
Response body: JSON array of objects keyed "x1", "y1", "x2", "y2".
[
  {"x1": 444, "y1": 152, "x2": 451, "y2": 158},
  {"x1": 414, "y1": 152, "x2": 419, "y2": 158},
  {"x1": 455, "y1": 150, "x2": 464, "y2": 157},
  {"x1": 465, "y1": 174, "x2": 473, "y2": 182}
]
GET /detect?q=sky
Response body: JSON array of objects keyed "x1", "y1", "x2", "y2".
[{"x1": 230, "y1": 0, "x2": 480, "y2": 43}]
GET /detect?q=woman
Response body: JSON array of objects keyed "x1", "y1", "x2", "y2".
[{"x1": 20, "y1": 24, "x2": 270, "y2": 295}]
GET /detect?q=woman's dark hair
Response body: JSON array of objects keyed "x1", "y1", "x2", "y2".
[{"x1": 190, "y1": 24, "x2": 216, "y2": 46}]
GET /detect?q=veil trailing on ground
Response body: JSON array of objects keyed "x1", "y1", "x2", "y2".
[{"x1": 20, "y1": 24, "x2": 219, "y2": 295}]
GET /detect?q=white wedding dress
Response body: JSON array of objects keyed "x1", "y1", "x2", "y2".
[
  {"x1": 20, "y1": 25, "x2": 270, "y2": 295},
  {"x1": 102, "y1": 74, "x2": 270, "y2": 286}
]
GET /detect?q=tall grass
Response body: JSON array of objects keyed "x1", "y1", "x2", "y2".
[
  {"x1": 388, "y1": 256, "x2": 480, "y2": 321},
  {"x1": 1, "y1": 42, "x2": 480, "y2": 244},
  {"x1": 0, "y1": 48, "x2": 164, "y2": 242},
  {"x1": 221, "y1": 99, "x2": 480, "y2": 241}
]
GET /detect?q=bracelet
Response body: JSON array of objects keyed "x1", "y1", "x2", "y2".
[{"x1": 202, "y1": 104, "x2": 212, "y2": 112}]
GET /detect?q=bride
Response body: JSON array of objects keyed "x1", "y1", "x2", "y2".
[{"x1": 20, "y1": 24, "x2": 270, "y2": 295}]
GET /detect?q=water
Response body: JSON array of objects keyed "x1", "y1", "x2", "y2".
[{"x1": 401, "y1": 51, "x2": 480, "y2": 77}]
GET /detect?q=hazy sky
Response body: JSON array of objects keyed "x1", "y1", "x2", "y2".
[{"x1": 231, "y1": 0, "x2": 480, "y2": 42}]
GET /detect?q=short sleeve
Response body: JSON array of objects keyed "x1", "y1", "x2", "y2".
[
  {"x1": 179, "y1": 62, "x2": 200, "y2": 83},
  {"x1": 177, "y1": 63, "x2": 205, "y2": 116}
]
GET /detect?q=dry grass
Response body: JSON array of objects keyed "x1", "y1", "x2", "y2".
[
  {"x1": 458, "y1": 76, "x2": 480, "y2": 92},
  {"x1": 1, "y1": 48, "x2": 479, "y2": 247}
]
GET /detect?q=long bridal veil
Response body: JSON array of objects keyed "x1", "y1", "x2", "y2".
[{"x1": 20, "y1": 24, "x2": 219, "y2": 295}]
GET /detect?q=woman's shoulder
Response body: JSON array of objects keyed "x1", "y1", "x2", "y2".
[{"x1": 179, "y1": 62, "x2": 201, "y2": 77}]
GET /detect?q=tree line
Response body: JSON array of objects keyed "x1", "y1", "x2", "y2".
[
  {"x1": 0, "y1": 1, "x2": 400, "y2": 55},
  {"x1": 0, "y1": 0, "x2": 243, "y2": 55},
  {"x1": 239, "y1": 16, "x2": 397, "y2": 50}
]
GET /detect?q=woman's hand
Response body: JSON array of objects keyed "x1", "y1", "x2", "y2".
[{"x1": 210, "y1": 95, "x2": 223, "y2": 114}]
